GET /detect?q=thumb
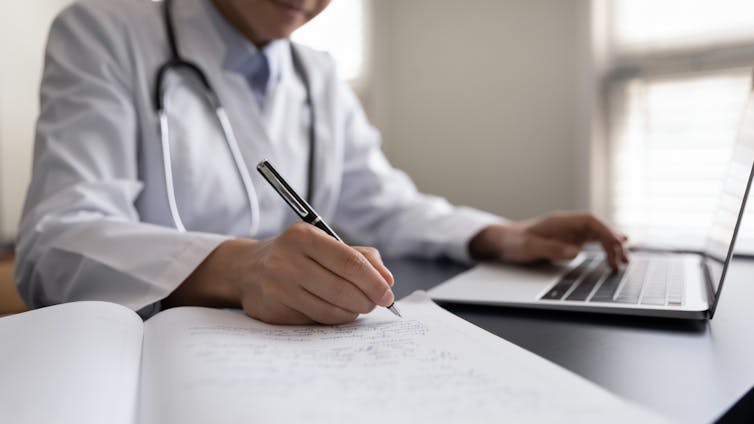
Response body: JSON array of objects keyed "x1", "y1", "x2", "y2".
[{"x1": 527, "y1": 235, "x2": 580, "y2": 262}]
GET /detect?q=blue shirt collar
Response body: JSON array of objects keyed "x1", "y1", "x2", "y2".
[{"x1": 203, "y1": 0, "x2": 290, "y2": 85}]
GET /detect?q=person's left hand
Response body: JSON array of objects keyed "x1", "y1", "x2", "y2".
[{"x1": 469, "y1": 212, "x2": 629, "y2": 269}]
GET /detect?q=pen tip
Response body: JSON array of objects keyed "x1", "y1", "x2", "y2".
[{"x1": 388, "y1": 304, "x2": 402, "y2": 318}]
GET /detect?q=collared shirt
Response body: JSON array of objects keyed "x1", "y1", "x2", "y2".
[{"x1": 205, "y1": 1, "x2": 289, "y2": 110}]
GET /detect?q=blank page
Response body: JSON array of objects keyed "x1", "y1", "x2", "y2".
[
  {"x1": 139, "y1": 291, "x2": 666, "y2": 423},
  {"x1": 0, "y1": 301, "x2": 143, "y2": 424}
]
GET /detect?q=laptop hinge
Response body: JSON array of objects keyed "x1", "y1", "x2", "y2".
[{"x1": 701, "y1": 257, "x2": 716, "y2": 319}]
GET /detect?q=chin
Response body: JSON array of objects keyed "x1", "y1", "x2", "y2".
[{"x1": 262, "y1": 21, "x2": 302, "y2": 40}]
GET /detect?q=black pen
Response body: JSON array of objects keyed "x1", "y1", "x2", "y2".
[{"x1": 257, "y1": 160, "x2": 402, "y2": 317}]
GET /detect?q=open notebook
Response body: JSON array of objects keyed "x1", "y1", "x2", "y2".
[{"x1": 0, "y1": 292, "x2": 666, "y2": 423}]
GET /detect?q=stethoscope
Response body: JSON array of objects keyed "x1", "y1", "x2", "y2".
[{"x1": 154, "y1": 0, "x2": 316, "y2": 235}]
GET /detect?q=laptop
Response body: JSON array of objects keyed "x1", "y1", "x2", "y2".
[{"x1": 429, "y1": 94, "x2": 754, "y2": 320}]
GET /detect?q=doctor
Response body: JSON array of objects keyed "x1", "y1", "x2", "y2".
[{"x1": 16, "y1": 0, "x2": 627, "y2": 324}]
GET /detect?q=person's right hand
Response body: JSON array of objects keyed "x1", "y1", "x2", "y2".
[{"x1": 167, "y1": 223, "x2": 396, "y2": 325}]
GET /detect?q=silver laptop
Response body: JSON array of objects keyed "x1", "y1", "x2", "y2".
[{"x1": 430, "y1": 96, "x2": 754, "y2": 320}]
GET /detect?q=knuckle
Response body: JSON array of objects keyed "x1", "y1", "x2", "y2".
[
  {"x1": 343, "y1": 251, "x2": 369, "y2": 274},
  {"x1": 360, "y1": 246, "x2": 380, "y2": 259},
  {"x1": 571, "y1": 213, "x2": 592, "y2": 231},
  {"x1": 283, "y1": 223, "x2": 319, "y2": 251},
  {"x1": 579, "y1": 212, "x2": 596, "y2": 224},
  {"x1": 290, "y1": 222, "x2": 310, "y2": 232},
  {"x1": 286, "y1": 222, "x2": 313, "y2": 241}
]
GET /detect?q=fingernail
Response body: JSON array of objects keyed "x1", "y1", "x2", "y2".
[{"x1": 379, "y1": 290, "x2": 395, "y2": 306}]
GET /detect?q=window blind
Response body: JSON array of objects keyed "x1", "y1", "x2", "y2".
[{"x1": 604, "y1": 0, "x2": 754, "y2": 252}]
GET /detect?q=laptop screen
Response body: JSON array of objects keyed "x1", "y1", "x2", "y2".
[{"x1": 703, "y1": 92, "x2": 754, "y2": 317}]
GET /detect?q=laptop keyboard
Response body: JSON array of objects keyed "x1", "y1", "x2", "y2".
[{"x1": 540, "y1": 256, "x2": 685, "y2": 306}]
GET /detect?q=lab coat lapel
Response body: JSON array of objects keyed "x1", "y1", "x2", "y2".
[{"x1": 288, "y1": 46, "x2": 335, "y2": 218}]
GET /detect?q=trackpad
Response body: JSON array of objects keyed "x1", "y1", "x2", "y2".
[{"x1": 429, "y1": 262, "x2": 567, "y2": 304}]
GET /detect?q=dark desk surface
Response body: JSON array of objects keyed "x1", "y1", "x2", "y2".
[{"x1": 384, "y1": 256, "x2": 754, "y2": 423}]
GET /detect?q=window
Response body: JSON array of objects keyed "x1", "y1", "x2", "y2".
[
  {"x1": 292, "y1": 0, "x2": 366, "y2": 82},
  {"x1": 612, "y1": 0, "x2": 754, "y2": 52},
  {"x1": 601, "y1": 0, "x2": 754, "y2": 251}
]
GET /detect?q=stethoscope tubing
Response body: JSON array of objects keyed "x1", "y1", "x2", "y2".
[{"x1": 155, "y1": 0, "x2": 314, "y2": 235}]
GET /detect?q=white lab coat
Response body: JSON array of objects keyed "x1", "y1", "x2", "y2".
[{"x1": 16, "y1": 0, "x2": 503, "y2": 317}]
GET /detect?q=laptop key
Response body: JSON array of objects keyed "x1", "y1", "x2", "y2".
[
  {"x1": 667, "y1": 262, "x2": 685, "y2": 305},
  {"x1": 589, "y1": 268, "x2": 626, "y2": 302},
  {"x1": 640, "y1": 283, "x2": 668, "y2": 305},
  {"x1": 640, "y1": 262, "x2": 669, "y2": 305},
  {"x1": 567, "y1": 264, "x2": 609, "y2": 301},
  {"x1": 590, "y1": 268, "x2": 625, "y2": 302},
  {"x1": 614, "y1": 260, "x2": 649, "y2": 303},
  {"x1": 541, "y1": 258, "x2": 596, "y2": 300}
]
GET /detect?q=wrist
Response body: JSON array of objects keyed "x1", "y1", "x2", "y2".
[
  {"x1": 469, "y1": 224, "x2": 508, "y2": 261},
  {"x1": 164, "y1": 238, "x2": 258, "y2": 308}
]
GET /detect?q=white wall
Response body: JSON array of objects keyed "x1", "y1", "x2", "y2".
[
  {"x1": 0, "y1": 0, "x2": 73, "y2": 242},
  {"x1": 369, "y1": 0, "x2": 592, "y2": 220}
]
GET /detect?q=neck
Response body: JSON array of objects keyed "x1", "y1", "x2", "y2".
[{"x1": 211, "y1": 0, "x2": 270, "y2": 48}]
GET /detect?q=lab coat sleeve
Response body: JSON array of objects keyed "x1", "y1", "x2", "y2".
[
  {"x1": 15, "y1": 4, "x2": 228, "y2": 317},
  {"x1": 333, "y1": 86, "x2": 506, "y2": 264}
]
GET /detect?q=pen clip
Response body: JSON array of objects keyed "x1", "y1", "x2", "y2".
[{"x1": 257, "y1": 161, "x2": 309, "y2": 218}]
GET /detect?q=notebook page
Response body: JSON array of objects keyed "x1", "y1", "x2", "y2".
[
  {"x1": 0, "y1": 301, "x2": 143, "y2": 424},
  {"x1": 139, "y1": 292, "x2": 667, "y2": 423}
]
